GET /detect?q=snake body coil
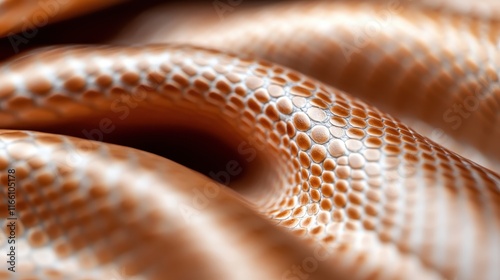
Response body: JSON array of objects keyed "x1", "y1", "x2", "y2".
[{"x1": 0, "y1": 1, "x2": 499, "y2": 280}]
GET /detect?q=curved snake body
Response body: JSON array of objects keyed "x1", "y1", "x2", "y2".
[{"x1": 0, "y1": 1, "x2": 499, "y2": 280}]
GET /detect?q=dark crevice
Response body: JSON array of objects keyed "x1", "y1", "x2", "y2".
[
  {"x1": 103, "y1": 126, "x2": 250, "y2": 185},
  {"x1": 36, "y1": 121, "x2": 252, "y2": 187}
]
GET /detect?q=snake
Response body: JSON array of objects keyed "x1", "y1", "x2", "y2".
[{"x1": 0, "y1": 0, "x2": 499, "y2": 279}]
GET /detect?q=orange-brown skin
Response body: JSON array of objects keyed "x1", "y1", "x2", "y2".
[
  {"x1": 0, "y1": 0, "x2": 124, "y2": 36},
  {"x1": 0, "y1": 1, "x2": 499, "y2": 280},
  {"x1": 111, "y1": 1, "x2": 500, "y2": 171}
]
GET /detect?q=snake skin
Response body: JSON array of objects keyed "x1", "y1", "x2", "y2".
[
  {"x1": 0, "y1": 1, "x2": 499, "y2": 280},
  {"x1": 111, "y1": 0, "x2": 500, "y2": 172}
]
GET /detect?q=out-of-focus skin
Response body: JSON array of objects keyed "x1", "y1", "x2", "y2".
[
  {"x1": 0, "y1": 1, "x2": 499, "y2": 280},
  {"x1": 0, "y1": 0, "x2": 124, "y2": 36}
]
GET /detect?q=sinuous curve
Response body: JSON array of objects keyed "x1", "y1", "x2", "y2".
[{"x1": 0, "y1": 1, "x2": 499, "y2": 280}]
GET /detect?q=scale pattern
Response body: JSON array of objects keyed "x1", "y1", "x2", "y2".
[
  {"x1": 117, "y1": 1, "x2": 500, "y2": 171},
  {"x1": 0, "y1": 45, "x2": 498, "y2": 280},
  {"x1": 0, "y1": 1, "x2": 499, "y2": 280}
]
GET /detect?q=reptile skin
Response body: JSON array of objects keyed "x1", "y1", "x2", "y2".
[{"x1": 0, "y1": 1, "x2": 499, "y2": 280}]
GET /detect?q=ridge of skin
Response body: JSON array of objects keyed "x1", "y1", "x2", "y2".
[{"x1": 0, "y1": 44, "x2": 498, "y2": 279}]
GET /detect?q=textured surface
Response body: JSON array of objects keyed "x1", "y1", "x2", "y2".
[
  {"x1": 112, "y1": 0, "x2": 500, "y2": 171},
  {"x1": 0, "y1": 1, "x2": 499, "y2": 280}
]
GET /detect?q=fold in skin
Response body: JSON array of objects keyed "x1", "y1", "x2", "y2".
[
  {"x1": 0, "y1": 1, "x2": 499, "y2": 280},
  {"x1": 109, "y1": 1, "x2": 500, "y2": 172},
  {"x1": 0, "y1": 45, "x2": 498, "y2": 280},
  {"x1": 0, "y1": 129, "x2": 350, "y2": 280}
]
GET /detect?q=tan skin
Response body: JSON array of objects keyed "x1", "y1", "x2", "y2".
[{"x1": 0, "y1": 1, "x2": 499, "y2": 280}]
